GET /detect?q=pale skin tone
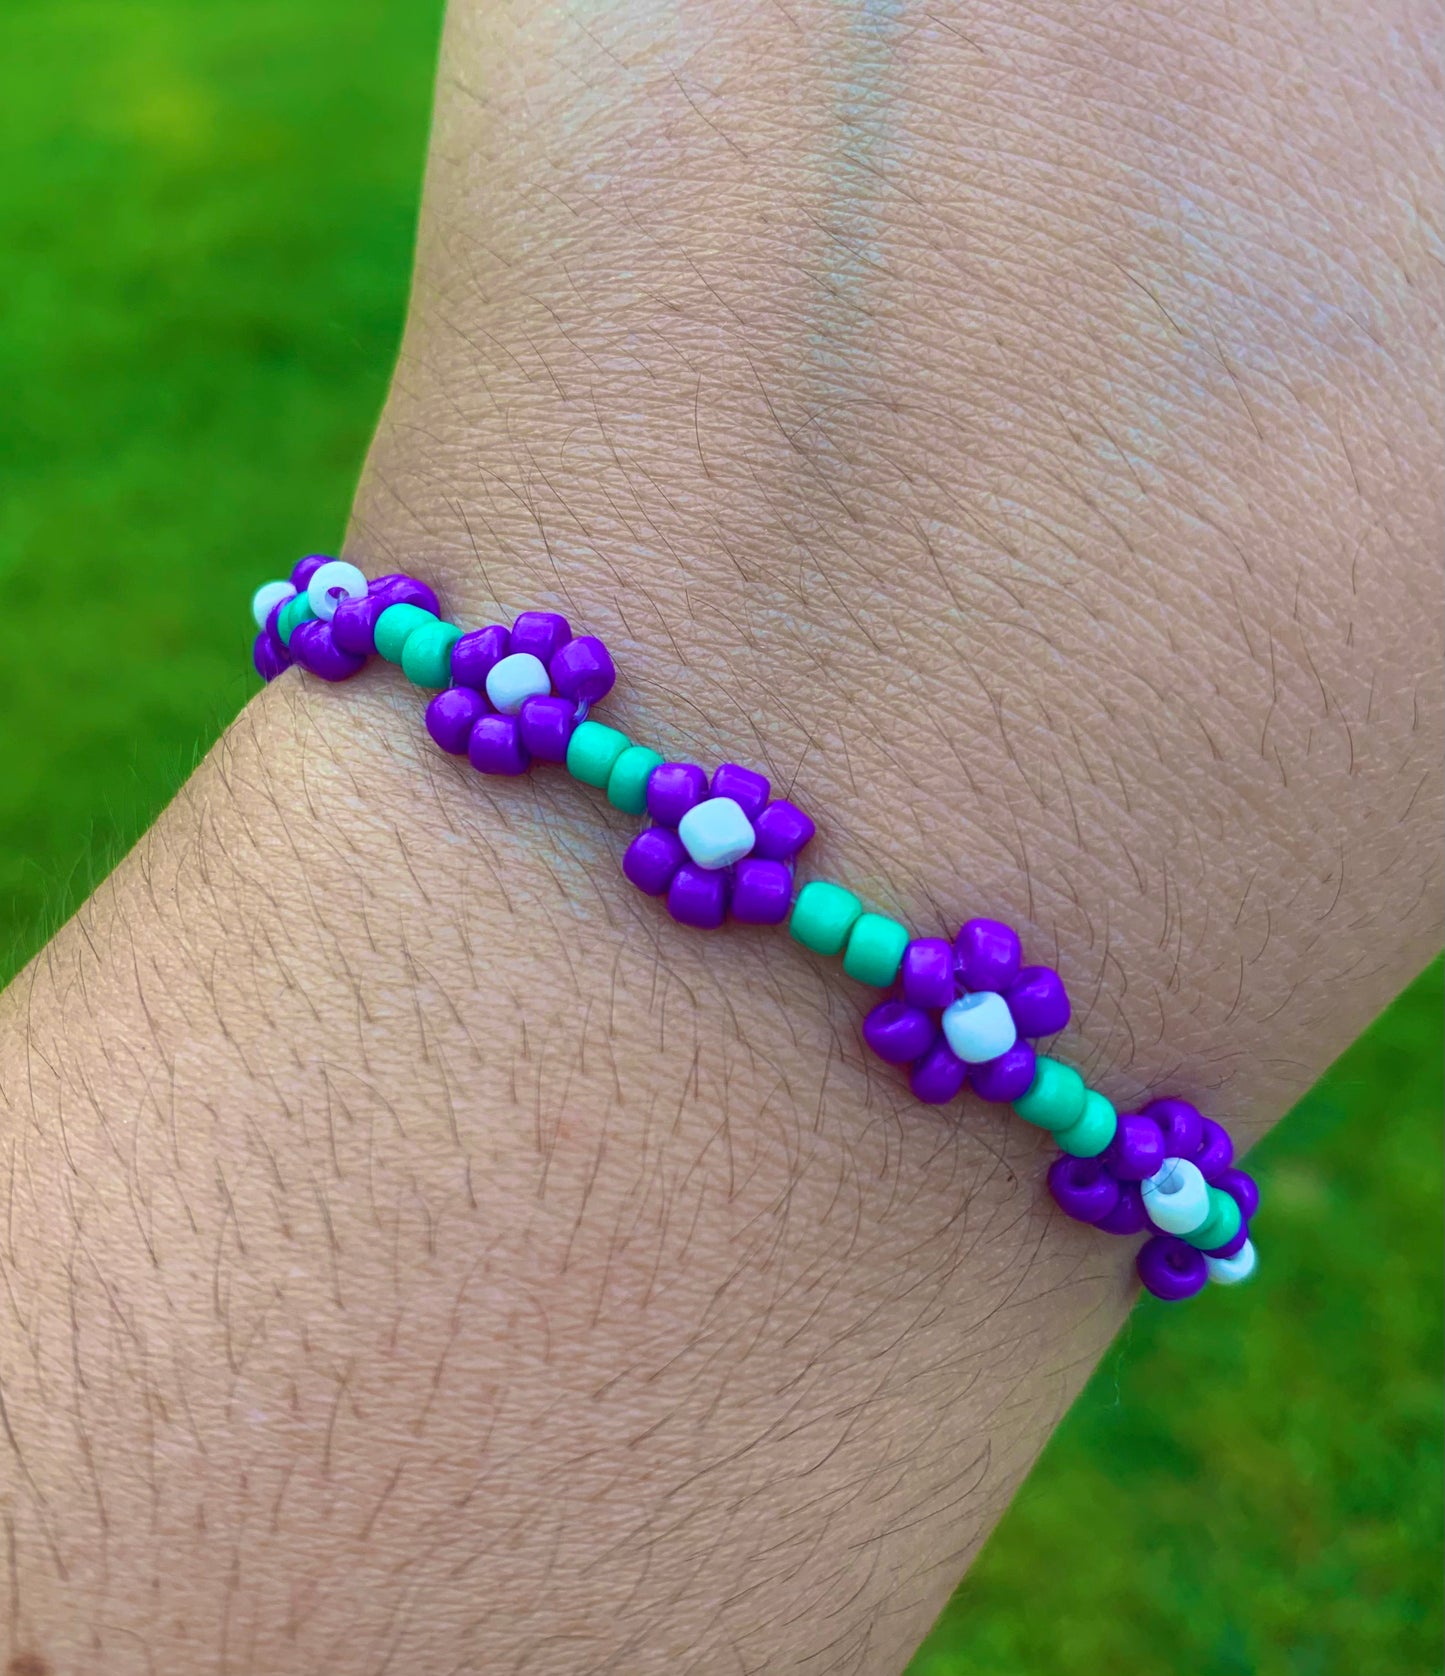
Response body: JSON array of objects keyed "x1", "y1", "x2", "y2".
[{"x1": 0, "y1": 1, "x2": 1439, "y2": 1670}]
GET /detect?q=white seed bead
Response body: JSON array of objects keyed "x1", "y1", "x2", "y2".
[
  {"x1": 485, "y1": 652, "x2": 552, "y2": 715},
  {"x1": 251, "y1": 579, "x2": 295, "y2": 630},
  {"x1": 940, "y1": 991, "x2": 1017, "y2": 1064},
  {"x1": 1141, "y1": 1157, "x2": 1211, "y2": 1235},
  {"x1": 1206, "y1": 1239, "x2": 1257, "y2": 1286},
  {"x1": 678, "y1": 797, "x2": 756, "y2": 870},
  {"x1": 306, "y1": 560, "x2": 369, "y2": 621}
]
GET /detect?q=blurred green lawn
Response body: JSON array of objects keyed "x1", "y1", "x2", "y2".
[{"x1": 1, "y1": 4, "x2": 1439, "y2": 1671}]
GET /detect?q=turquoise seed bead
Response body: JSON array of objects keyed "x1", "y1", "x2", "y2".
[
  {"x1": 789, "y1": 880, "x2": 863, "y2": 957},
  {"x1": 607, "y1": 746, "x2": 664, "y2": 815},
  {"x1": 1012, "y1": 1056, "x2": 1088, "y2": 1132},
  {"x1": 1185, "y1": 1186, "x2": 1244, "y2": 1251},
  {"x1": 1054, "y1": 1089, "x2": 1118, "y2": 1157},
  {"x1": 843, "y1": 912, "x2": 911, "y2": 987},
  {"x1": 277, "y1": 593, "x2": 317, "y2": 647},
  {"x1": 374, "y1": 601, "x2": 438, "y2": 663},
  {"x1": 400, "y1": 620, "x2": 463, "y2": 689},
  {"x1": 567, "y1": 720, "x2": 632, "y2": 788}
]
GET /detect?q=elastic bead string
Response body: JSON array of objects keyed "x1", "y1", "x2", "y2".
[{"x1": 252, "y1": 557, "x2": 1260, "y2": 1301}]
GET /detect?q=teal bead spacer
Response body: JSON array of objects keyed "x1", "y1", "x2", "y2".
[
  {"x1": 843, "y1": 912, "x2": 911, "y2": 987},
  {"x1": 1012, "y1": 1056, "x2": 1088, "y2": 1132},
  {"x1": 789, "y1": 880, "x2": 863, "y2": 957},
  {"x1": 276, "y1": 594, "x2": 317, "y2": 647},
  {"x1": 607, "y1": 745, "x2": 664, "y2": 815},
  {"x1": 374, "y1": 601, "x2": 438, "y2": 663},
  {"x1": 1054, "y1": 1089, "x2": 1118, "y2": 1158},
  {"x1": 400, "y1": 620, "x2": 463, "y2": 689},
  {"x1": 1185, "y1": 1186, "x2": 1244, "y2": 1251},
  {"x1": 567, "y1": 720, "x2": 632, "y2": 788}
]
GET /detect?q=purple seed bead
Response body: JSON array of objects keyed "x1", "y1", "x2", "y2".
[
  {"x1": 331, "y1": 574, "x2": 440, "y2": 657},
  {"x1": 509, "y1": 610, "x2": 571, "y2": 666},
  {"x1": 969, "y1": 1041, "x2": 1037, "y2": 1104},
  {"x1": 549, "y1": 635, "x2": 616, "y2": 705},
  {"x1": 467, "y1": 714, "x2": 530, "y2": 776},
  {"x1": 1204, "y1": 1219, "x2": 1251, "y2": 1260},
  {"x1": 900, "y1": 937, "x2": 955, "y2": 1010},
  {"x1": 1144, "y1": 1097, "x2": 1204, "y2": 1159},
  {"x1": 253, "y1": 631, "x2": 291, "y2": 682},
  {"x1": 1103, "y1": 1111, "x2": 1167, "y2": 1181},
  {"x1": 1005, "y1": 965, "x2": 1071, "y2": 1038},
  {"x1": 1136, "y1": 1235, "x2": 1209, "y2": 1301},
  {"x1": 1047, "y1": 1156, "x2": 1122, "y2": 1226},
  {"x1": 752, "y1": 799, "x2": 816, "y2": 862},
  {"x1": 425, "y1": 687, "x2": 488, "y2": 755},
  {"x1": 1192, "y1": 1118, "x2": 1235, "y2": 1182},
  {"x1": 288, "y1": 620, "x2": 366, "y2": 682},
  {"x1": 647, "y1": 762, "x2": 708, "y2": 827},
  {"x1": 862, "y1": 1001, "x2": 937, "y2": 1067},
  {"x1": 667, "y1": 863, "x2": 728, "y2": 929},
  {"x1": 623, "y1": 828, "x2": 685, "y2": 896},
  {"x1": 1095, "y1": 1181, "x2": 1148, "y2": 1236},
  {"x1": 1214, "y1": 1167, "x2": 1260, "y2": 1221},
  {"x1": 290, "y1": 553, "x2": 332, "y2": 591},
  {"x1": 955, "y1": 918, "x2": 1022, "y2": 993},
  {"x1": 518, "y1": 694, "x2": 577, "y2": 762},
  {"x1": 909, "y1": 1036, "x2": 969, "y2": 1105},
  {"x1": 731, "y1": 858, "x2": 793, "y2": 925},
  {"x1": 371, "y1": 572, "x2": 440, "y2": 614},
  {"x1": 710, "y1": 763, "x2": 770, "y2": 823},
  {"x1": 451, "y1": 624, "x2": 511, "y2": 691}
]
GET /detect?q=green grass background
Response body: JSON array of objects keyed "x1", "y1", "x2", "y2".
[{"x1": 1, "y1": 3, "x2": 1439, "y2": 1671}]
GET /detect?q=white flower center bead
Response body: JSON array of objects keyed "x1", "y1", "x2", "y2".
[
  {"x1": 485, "y1": 652, "x2": 552, "y2": 714},
  {"x1": 306, "y1": 559, "x2": 368, "y2": 621},
  {"x1": 1205, "y1": 1239, "x2": 1257, "y2": 1286},
  {"x1": 1141, "y1": 1157, "x2": 1210, "y2": 1235},
  {"x1": 677, "y1": 797, "x2": 755, "y2": 870},
  {"x1": 940, "y1": 991, "x2": 1017, "y2": 1063},
  {"x1": 251, "y1": 579, "x2": 296, "y2": 629}
]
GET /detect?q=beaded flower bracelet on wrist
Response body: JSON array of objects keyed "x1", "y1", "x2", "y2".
[{"x1": 252, "y1": 555, "x2": 1259, "y2": 1302}]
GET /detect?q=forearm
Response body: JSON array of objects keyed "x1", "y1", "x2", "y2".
[{"x1": 0, "y1": 0, "x2": 1438, "y2": 1671}]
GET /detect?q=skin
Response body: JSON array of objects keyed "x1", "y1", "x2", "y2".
[{"x1": 0, "y1": 1, "x2": 1439, "y2": 1670}]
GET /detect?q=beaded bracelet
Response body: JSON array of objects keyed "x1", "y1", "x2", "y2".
[{"x1": 251, "y1": 555, "x2": 1259, "y2": 1302}]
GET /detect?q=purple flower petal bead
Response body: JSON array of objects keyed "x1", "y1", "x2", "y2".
[
  {"x1": 450, "y1": 624, "x2": 511, "y2": 691},
  {"x1": 1204, "y1": 1218, "x2": 1251, "y2": 1260},
  {"x1": 955, "y1": 918, "x2": 1022, "y2": 993},
  {"x1": 623, "y1": 828, "x2": 685, "y2": 896},
  {"x1": 509, "y1": 610, "x2": 571, "y2": 665},
  {"x1": 426, "y1": 686, "x2": 488, "y2": 754},
  {"x1": 969, "y1": 1041, "x2": 1037, "y2": 1103},
  {"x1": 1103, "y1": 1112, "x2": 1166, "y2": 1181},
  {"x1": 909, "y1": 1036, "x2": 968, "y2": 1105},
  {"x1": 900, "y1": 937, "x2": 955, "y2": 1010},
  {"x1": 331, "y1": 574, "x2": 440, "y2": 657},
  {"x1": 1214, "y1": 1167, "x2": 1260, "y2": 1221},
  {"x1": 1137, "y1": 1235, "x2": 1209, "y2": 1301},
  {"x1": 1143, "y1": 1096, "x2": 1204, "y2": 1159},
  {"x1": 862, "y1": 1001, "x2": 937, "y2": 1066},
  {"x1": 752, "y1": 799, "x2": 815, "y2": 861},
  {"x1": 731, "y1": 859, "x2": 793, "y2": 925},
  {"x1": 290, "y1": 553, "x2": 332, "y2": 590},
  {"x1": 1095, "y1": 1181, "x2": 1148, "y2": 1236},
  {"x1": 1047, "y1": 1156, "x2": 1121, "y2": 1225},
  {"x1": 519, "y1": 694, "x2": 577, "y2": 762},
  {"x1": 1005, "y1": 965, "x2": 1071, "y2": 1037},
  {"x1": 647, "y1": 762, "x2": 708, "y2": 827},
  {"x1": 288, "y1": 620, "x2": 366, "y2": 682},
  {"x1": 549, "y1": 635, "x2": 616, "y2": 704},
  {"x1": 253, "y1": 631, "x2": 291, "y2": 682},
  {"x1": 710, "y1": 763, "x2": 770, "y2": 822},
  {"x1": 1192, "y1": 1118, "x2": 1234, "y2": 1181},
  {"x1": 667, "y1": 864, "x2": 728, "y2": 929},
  {"x1": 468, "y1": 714, "x2": 530, "y2": 776}
]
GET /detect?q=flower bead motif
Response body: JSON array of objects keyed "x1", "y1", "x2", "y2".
[
  {"x1": 621, "y1": 761, "x2": 815, "y2": 929},
  {"x1": 862, "y1": 917, "x2": 1071, "y2": 1108}
]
